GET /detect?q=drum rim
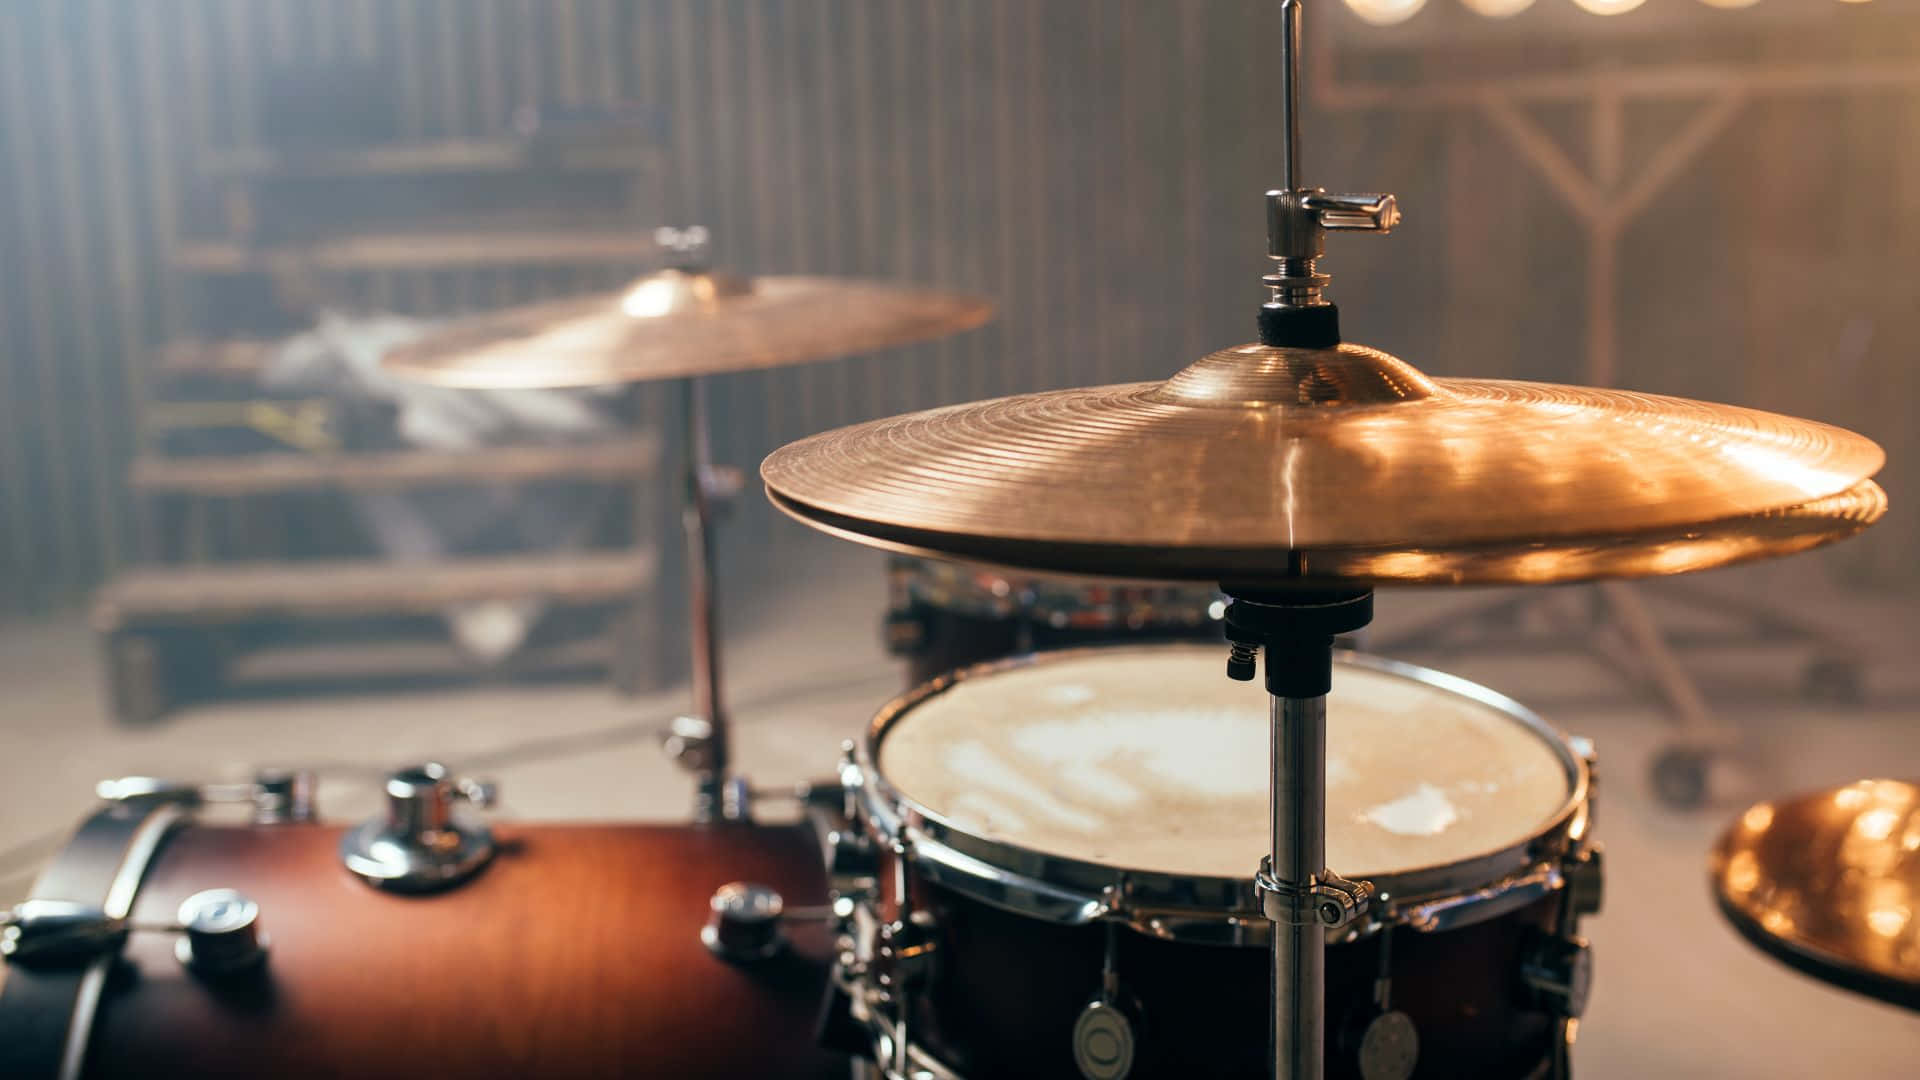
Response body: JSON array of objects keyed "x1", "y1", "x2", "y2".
[{"x1": 859, "y1": 642, "x2": 1592, "y2": 942}]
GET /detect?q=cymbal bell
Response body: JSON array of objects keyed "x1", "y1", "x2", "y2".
[
  {"x1": 383, "y1": 268, "x2": 993, "y2": 389},
  {"x1": 761, "y1": 340, "x2": 1885, "y2": 585},
  {"x1": 1713, "y1": 780, "x2": 1920, "y2": 1011}
]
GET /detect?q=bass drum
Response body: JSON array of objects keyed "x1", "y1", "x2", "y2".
[
  {"x1": 0, "y1": 809, "x2": 847, "y2": 1080},
  {"x1": 884, "y1": 556, "x2": 1225, "y2": 686}
]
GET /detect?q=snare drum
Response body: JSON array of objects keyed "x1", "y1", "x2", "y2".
[
  {"x1": 884, "y1": 557, "x2": 1224, "y2": 685},
  {"x1": 824, "y1": 644, "x2": 1601, "y2": 1080},
  {"x1": 0, "y1": 802, "x2": 849, "y2": 1079}
]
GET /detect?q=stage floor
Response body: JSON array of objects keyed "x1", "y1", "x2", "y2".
[{"x1": 4, "y1": 542, "x2": 1916, "y2": 1077}]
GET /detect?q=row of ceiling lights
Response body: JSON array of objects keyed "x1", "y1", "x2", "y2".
[{"x1": 1348, "y1": 0, "x2": 1874, "y2": 26}]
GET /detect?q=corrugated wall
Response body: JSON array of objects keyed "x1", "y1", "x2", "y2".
[{"x1": 1, "y1": 1, "x2": 1914, "y2": 615}]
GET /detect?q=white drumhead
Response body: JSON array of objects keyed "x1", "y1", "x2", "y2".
[{"x1": 877, "y1": 646, "x2": 1573, "y2": 879}]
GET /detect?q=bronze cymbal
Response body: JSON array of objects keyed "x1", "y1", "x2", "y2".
[
  {"x1": 383, "y1": 269, "x2": 993, "y2": 389},
  {"x1": 772, "y1": 479, "x2": 1885, "y2": 587},
  {"x1": 760, "y1": 341, "x2": 1885, "y2": 585},
  {"x1": 1713, "y1": 780, "x2": 1920, "y2": 1011}
]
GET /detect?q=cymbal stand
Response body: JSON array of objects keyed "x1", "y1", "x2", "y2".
[
  {"x1": 674, "y1": 374, "x2": 744, "y2": 822},
  {"x1": 1225, "y1": 587, "x2": 1377, "y2": 1080},
  {"x1": 1243, "y1": 4, "x2": 1401, "y2": 1075},
  {"x1": 654, "y1": 228, "x2": 748, "y2": 822}
]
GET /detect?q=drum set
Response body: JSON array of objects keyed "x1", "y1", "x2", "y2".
[{"x1": 0, "y1": 2, "x2": 1899, "y2": 1078}]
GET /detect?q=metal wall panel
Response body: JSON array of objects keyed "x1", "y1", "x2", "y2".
[{"x1": 1, "y1": 1, "x2": 1913, "y2": 613}]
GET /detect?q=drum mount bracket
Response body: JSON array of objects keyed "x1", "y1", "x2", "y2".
[
  {"x1": 1222, "y1": 586, "x2": 1373, "y2": 698},
  {"x1": 1256, "y1": 858, "x2": 1372, "y2": 930}
]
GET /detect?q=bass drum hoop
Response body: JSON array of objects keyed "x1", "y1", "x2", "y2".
[{"x1": 857, "y1": 643, "x2": 1592, "y2": 945}]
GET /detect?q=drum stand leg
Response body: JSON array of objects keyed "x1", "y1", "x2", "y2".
[
  {"x1": 1224, "y1": 586, "x2": 1377, "y2": 1080},
  {"x1": 675, "y1": 375, "x2": 744, "y2": 822}
]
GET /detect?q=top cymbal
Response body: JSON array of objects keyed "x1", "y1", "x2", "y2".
[
  {"x1": 761, "y1": 340, "x2": 1885, "y2": 585},
  {"x1": 1713, "y1": 780, "x2": 1920, "y2": 1011},
  {"x1": 383, "y1": 269, "x2": 993, "y2": 389}
]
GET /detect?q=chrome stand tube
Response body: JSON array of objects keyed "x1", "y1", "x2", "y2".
[
  {"x1": 1226, "y1": 586, "x2": 1372, "y2": 1080},
  {"x1": 1270, "y1": 692, "x2": 1326, "y2": 1080},
  {"x1": 1278, "y1": 0, "x2": 1303, "y2": 193},
  {"x1": 681, "y1": 376, "x2": 732, "y2": 821}
]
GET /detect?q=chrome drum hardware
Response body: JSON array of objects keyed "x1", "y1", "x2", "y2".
[
  {"x1": 340, "y1": 762, "x2": 497, "y2": 892},
  {"x1": 174, "y1": 889, "x2": 269, "y2": 977},
  {"x1": 702, "y1": 882, "x2": 788, "y2": 962}
]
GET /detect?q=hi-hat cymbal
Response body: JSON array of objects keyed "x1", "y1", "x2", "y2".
[
  {"x1": 1713, "y1": 780, "x2": 1920, "y2": 1012},
  {"x1": 383, "y1": 269, "x2": 993, "y2": 389},
  {"x1": 761, "y1": 340, "x2": 1885, "y2": 585}
]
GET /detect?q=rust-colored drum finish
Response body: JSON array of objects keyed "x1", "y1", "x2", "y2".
[{"x1": 81, "y1": 823, "x2": 846, "y2": 1080}]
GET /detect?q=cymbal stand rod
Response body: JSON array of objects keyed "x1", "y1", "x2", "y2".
[
  {"x1": 1279, "y1": 0, "x2": 1303, "y2": 193},
  {"x1": 1226, "y1": 586, "x2": 1375, "y2": 1080},
  {"x1": 1270, "y1": 691, "x2": 1326, "y2": 1080},
  {"x1": 681, "y1": 375, "x2": 732, "y2": 822},
  {"x1": 1261, "y1": 0, "x2": 1396, "y2": 339}
]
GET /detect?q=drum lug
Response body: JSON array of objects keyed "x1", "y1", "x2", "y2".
[
  {"x1": 830, "y1": 828, "x2": 880, "y2": 885},
  {"x1": 874, "y1": 910, "x2": 940, "y2": 992},
  {"x1": 1339, "y1": 925, "x2": 1419, "y2": 1080},
  {"x1": 701, "y1": 882, "x2": 788, "y2": 963},
  {"x1": 95, "y1": 768, "x2": 318, "y2": 825},
  {"x1": 1072, "y1": 997, "x2": 1140, "y2": 1080},
  {"x1": 1075, "y1": 913, "x2": 1146, "y2": 1080},
  {"x1": 1565, "y1": 846, "x2": 1604, "y2": 921},
  {"x1": 174, "y1": 888, "x2": 270, "y2": 977},
  {"x1": 1518, "y1": 929, "x2": 1595, "y2": 1019},
  {"x1": 1347, "y1": 1009, "x2": 1419, "y2": 1080}
]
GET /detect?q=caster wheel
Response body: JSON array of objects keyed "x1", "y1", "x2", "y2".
[
  {"x1": 1800, "y1": 656, "x2": 1865, "y2": 706},
  {"x1": 1650, "y1": 746, "x2": 1711, "y2": 810}
]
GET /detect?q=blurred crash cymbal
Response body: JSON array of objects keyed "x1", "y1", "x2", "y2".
[
  {"x1": 1713, "y1": 780, "x2": 1920, "y2": 1012},
  {"x1": 760, "y1": 340, "x2": 1885, "y2": 585},
  {"x1": 383, "y1": 268, "x2": 992, "y2": 389}
]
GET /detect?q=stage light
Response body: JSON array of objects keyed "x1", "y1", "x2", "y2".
[
  {"x1": 1569, "y1": 0, "x2": 1647, "y2": 14},
  {"x1": 1460, "y1": 0, "x2": 1537, "y2": 15},
  {"x1": 1343, "y1": 0, "x2": 1428, "y2": 27}
]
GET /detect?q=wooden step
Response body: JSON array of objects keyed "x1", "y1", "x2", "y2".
[
  {"x1": 155, "y1": 339, "x2": 276, "y2": 377},
  {"x1": 198, "y1": 137, "x2": 657, "y2": 179},
  {"x1": 129, "y1": 436, "x2": 660, "y2": 496},
  {"x1": 173, "y1": 228, "x2": 658, "y2": 273},
  {"x1": 93, "y1": 551, "x2": 658, "y2": 629}
]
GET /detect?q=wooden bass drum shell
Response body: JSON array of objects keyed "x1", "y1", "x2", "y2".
[{"x1": 75, "y1": 822, "x2": 846, "y2": 1079}]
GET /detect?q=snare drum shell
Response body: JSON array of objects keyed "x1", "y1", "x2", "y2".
[
  {"x1": 903, "y1": 865, "x2": 1561, "y2": 1080},
  {"x1": 41, "y1": 822, "x2": 846, "y2": 1080}
]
